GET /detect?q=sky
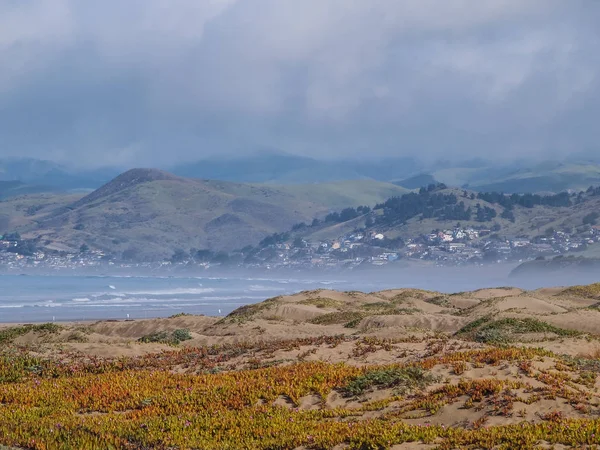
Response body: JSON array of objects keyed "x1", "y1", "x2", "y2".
[{"x1": 0, "y1": 0, "x2": 599, "y2": 168}]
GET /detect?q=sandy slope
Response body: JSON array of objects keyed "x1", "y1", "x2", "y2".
[
  {"x1": 6, "y1": 283, "x2": 600, "y2": 448},
  {"x1": 4, "y1": 283, "x2": 600, "y2": 358}
]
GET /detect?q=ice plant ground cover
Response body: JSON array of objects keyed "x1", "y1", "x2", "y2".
[
  {"x1": 4, "y1": 283, "x2": 600, "y2": 448},
  {"x1": 2, "y1": 342, "x2": 600, "y2": 449}
]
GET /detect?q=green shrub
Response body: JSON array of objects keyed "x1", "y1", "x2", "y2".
[
  {"x1": 343, "y1": 366, "x2": 435, "y2": 397},
  {"x1": 138, "y1": 329, "x2": 192, "y2": 345},
  {"x1": 172, "y1": 328, "x2": 192, "y2": 343},
  {"x1": 138, "y1": 331, "x2": 170, "y2": 344},
  {"x1": 456, "y1": 316, "x2": 492, "y2": 335},
  {"x1": 169, "y1": 312, "x2": 192, "y2": 318},
  {"x1": 0, "y1": 323, "x2": 62, "y2": 346},
  {"x1": 309, "y1": 312, "x2": 364, "y2": 325},
  {"x1": 344, "y1": 317, "x2": 363, "y2": 328},
  {"x1": 458, "y1": 317, "x2": 581, "y2": 344},
  {"x1": 299, "y1": 297, "x2": 344, "y2": 309}
]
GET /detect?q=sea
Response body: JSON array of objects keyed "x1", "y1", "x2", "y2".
[
  {"x1": 0, "y1": 273, "x2": 401, "y2": 323},
  {"x1": 1, "y1": 265, "x2": 597, "y2": 323}
]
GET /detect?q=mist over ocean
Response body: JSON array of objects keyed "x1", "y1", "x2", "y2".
[
  {"x1": 0, "y1": 274, "x2": 387, "y2": 323},
  {"x1": 2, "y1": 266, "x2": 599, "y2": 323}
]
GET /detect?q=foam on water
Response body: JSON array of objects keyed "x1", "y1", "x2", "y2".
[{"x1": 0, "y1": 272, "x2": 405, "y2": 323}]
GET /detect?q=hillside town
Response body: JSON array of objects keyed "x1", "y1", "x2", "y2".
[{"x1": 2, "y1": 224, "x2": 599, "y2": 273}]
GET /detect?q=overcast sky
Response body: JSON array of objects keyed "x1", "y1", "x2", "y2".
[{"x1": 0, "y1": 0, "x2": 599, "y2": 168}]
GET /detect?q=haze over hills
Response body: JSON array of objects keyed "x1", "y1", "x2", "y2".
[
  {"x1": 169, "y1": 152, "x2": 423, "y2": 184},
  {"x1": 432, "y1": 160, "x2": 600, "y2": 193},
  {"x1": 0, "y1": 158, "x2": 120, "y2": 191},
  {"x1": 0, "y1": 180, "x2": 62, "y2": 200},
  {"x1": 2, "y1": 169, "x2": 408, "y2": 259},
  {"x1": 5, "y1": 155, "x2": 600, "y2": 195}
]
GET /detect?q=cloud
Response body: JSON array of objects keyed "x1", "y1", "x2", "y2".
[{"x1": 0, "y1": 0, "x2": 598, "y2": 167}]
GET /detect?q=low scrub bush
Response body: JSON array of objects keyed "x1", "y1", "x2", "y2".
[
  {"x1": 309, "y1": 311, "x2": 364, "y2": 325},
  {"x1": 0, "y1": 323, "x2": 62, "y2": 345},
  {"x1": 299, "y1": 297, "x2": 344, "y2": 309},
  {"x1": 343, "y1": 366, "x2": 436, "y2": 397},
  {"x1": 458, "y1": 317, "x2": 580, "y2": 344},
  {"x1": 138, "y1": 329, "x2": 192, "y2": 345}
]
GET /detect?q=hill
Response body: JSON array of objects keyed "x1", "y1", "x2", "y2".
[
  {"x1": 434, "y1": 161, "x2": 600, "y2": 193},
  {"x1": 7, "y1": 155, "x2": 600, "y2": 194},
  {"x1": 0, "y1": 157, "x2": 118, "y2": 190},
  {"x1": 0, "y1": 192, "x2": 82, "y2": 236},
  {"x1": 0, "y1": 180, "x2": 63, "y2": 200},
  {"x1": 6, "y1": 282, "x2": 600, "y2": 448},
  {"x1": 244, "y1": 184, "x2": 600, "y2": 269},
  {"x1": 291, "y1": 184, "x2": 587, "y2": 243},
  {"x1": 394, "y1": 173, "x2": 437, "y2": 189},
  {"x1": 170, "y1": 152, "x2": 422, "y2": 184},
  {"x1": 510, "y1": 255, "x2": 600, "y2": 278},
  {"x1": 6, "y1": 169, "x2": 408, "y2": 259}
]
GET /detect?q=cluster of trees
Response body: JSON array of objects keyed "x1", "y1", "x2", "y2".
[
  {"x1": 476, "y1": 191, "x2": 572, "y2": 209},
  {"x1": 583, "y1": 211, "x2": 600, "y2": 225},
  {"x1": 586, "y1": 186, "x2": 600, "y2": 196},
  {"x1": 475, "y1": 204, "x2": 497, "y2": 222},
  {"x1": 419, "y1": 183, "x2": 448, "y2": 194},
  {"x1": 2, "y1": 231, "x2": 21, "y2": 241},
  {"x1": 374, "y1": 189, "x2": 471, "y2": 225},
  {"x1": 258, "y1": 232, "x2": 290, "y2": 248},
  {"x1": 325, "y1": 206, "x2": 371, "y2": 223},
  {"x1": 292, "y1": 205, "x2": 371, "y2": 231},
  {"x1": 0, "y1": 231, "x2": 41, "y2": 257}
]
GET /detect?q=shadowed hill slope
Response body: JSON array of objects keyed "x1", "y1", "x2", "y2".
[{"x1": 9, "y1": 169, "x2": 408, "y2": 258}]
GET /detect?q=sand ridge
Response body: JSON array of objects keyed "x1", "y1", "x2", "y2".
[
  {"x1": 4, "y1": 282, "x2": 600, "y2": 449},
  {"x1": 5, "y1": 283, "x2": 600, "y2": 355}
]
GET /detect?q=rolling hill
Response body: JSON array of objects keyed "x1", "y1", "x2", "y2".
[
  {"x1": 169, "y1": 152, "x2": 422, "y2": 184},
  {"x1": 285, "y1": 184, "x2": 600, "y2": 246},
  {"x1": 0, "y1": 157, "x2": 119, "y2": 190},
  {"x1": 6, "y1": 155, "x2": 600, "y2": 194},
  {"x1": 3, "y1": 169, "x2": 408, "y2": 259},
  {"x1": 434, "y1": 161, "x2": 600, "y2": 193},
  {"x1": 0, "y1": 180, "x2": 63, "y2": 200}
]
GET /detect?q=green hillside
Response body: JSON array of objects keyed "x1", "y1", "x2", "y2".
[
  {"x1": 434, "y1": 162, "x2": 600, "y2": 193},
  {"x1": 274, "y1": 180, "x2": 408, "y2": 210},
  {"x1": 289, "y1": 184, "x2": 600, "y2": 245},
  {"x1": 0, "y1": 193, "x2": 82, "y2": 235},
  {"x1": 3, "y1": 169, "x2": 407, "y2": 259}
]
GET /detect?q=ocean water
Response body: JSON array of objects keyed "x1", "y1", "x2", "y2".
[
  {"x1": 0, "y1": 274, "x2": 397, "y2": 323},
  {"x1": 2, "y1": 265, "x2": 594, "y2": 323}
]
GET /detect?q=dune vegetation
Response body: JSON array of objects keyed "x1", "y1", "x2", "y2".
[{"x1": 4, "y1": 284, "x2": 600, "y2": 448}]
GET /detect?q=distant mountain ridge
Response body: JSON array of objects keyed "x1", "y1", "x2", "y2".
[
  {"x1": 395, "y1": 173, "x2": 438, "y2": 189},
  {"x1": 0, "y1": 180, "x2": 61, "y2": 200},
  {"x1": 169, "y1": 152, "x2": 422, "y2": 184},
  {"x1": 0, "y1": 158, "x2": 119, "y2": 191},
  {"x1": 4, "y1": 155, "x2": 600, "y2": 194}
]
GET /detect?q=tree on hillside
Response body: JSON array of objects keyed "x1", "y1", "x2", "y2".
[
  {"x1": 293, "y1": 236, "x2": 305, "y2": 248},
  {"x1": 583, "y1": 212, "x2": 600, "y2": 225},
  {"x1": 211, "y1": 252, "x2": 230, "y2": 265},
  {"x1": 501, "y1": 208, "x2": 515, "y2": 222},
  {"x1": 171, "y1": 248, "x2": 189, "y2": 263},
  {"x1": 194, "y1": 249, "x2": 214, "y2": 262},
  {"x1": 291, "y1": 222, "x2": 306, "y2": 231},
  {"x1": 3, "y1": 231, "x2": 21, "y2": 241}
]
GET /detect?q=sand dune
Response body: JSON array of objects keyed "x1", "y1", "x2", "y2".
[
  {"x1": 6, "y1": 282, "x2": 600, "y2": 449},
  {"x1": 5, "y1": 283, "x2": 600, "y2": 356}
]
